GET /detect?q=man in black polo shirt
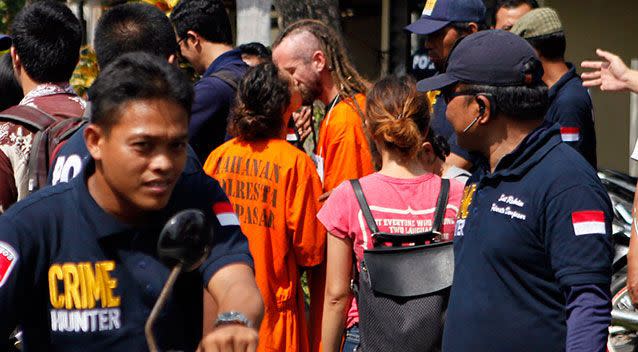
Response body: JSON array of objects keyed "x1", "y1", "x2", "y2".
[
  {"x1": 512, "y1": 7, "x2": 597, "y2": 168},
  {"x1": 0, "y1": 53, "x2": 263, "y2": 351},
  {"x1": 417, "y1": 30, "x2": 612, "y2": 352}
]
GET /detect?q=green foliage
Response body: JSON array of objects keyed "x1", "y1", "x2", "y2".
[{"x1": 0, "y1": 0, "x2": 26, "y2": 33}]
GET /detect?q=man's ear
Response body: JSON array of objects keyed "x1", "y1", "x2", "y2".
[
  {"x1": 311, "y1": 50, "x2": 327, "y2": 73},
  {"x1": 10, "y1": 47, "x2": 21, "y2": 76},
  {"x1": 468, "y1": 22, "x2": 479, "y2": 34},
  {"x1": 475, "y1": 95, "x2": 493, "y2": 126},
  {"x1": 186, "y1": 30, "x2": 200, "y2": 47},
  {"x1": 421, "y1": 141, "x2": 436, "y2": 164},
  {"x1": 84, "y1": 124, "x2": 105, "y2": 161}
]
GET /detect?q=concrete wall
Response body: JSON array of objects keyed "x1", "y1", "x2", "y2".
[{"x1": 545, "y1": 0, "x2": 638, "y2": 173}]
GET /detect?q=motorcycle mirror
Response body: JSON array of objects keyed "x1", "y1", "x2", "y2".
[{"x1": 157, "y1": 209, "x2": 213, "y2": 272}]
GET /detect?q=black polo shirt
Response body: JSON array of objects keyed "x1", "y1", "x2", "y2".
[
  {"x1": 546, "y1": 63, "x2": 597, "y2": 168},
  {"x1": 0, "y1": 161, "x2": 253, "y2": 351},
  {"x1": 442, "y1": 123, "x2": 612, "y2": 352}
]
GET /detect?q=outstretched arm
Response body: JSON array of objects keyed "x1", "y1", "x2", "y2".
[{"x1": 581, "y1": 49, "x2": 638, "y2": 93}]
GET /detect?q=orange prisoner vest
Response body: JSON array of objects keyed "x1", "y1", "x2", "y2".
[
  {"x1": 315, "y1": 93, "x2": 375, "y2": 193},
  {"x1": 204, "y1": 138, "x2": 326, "y2": 352}
]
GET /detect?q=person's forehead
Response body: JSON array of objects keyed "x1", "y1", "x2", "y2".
[{"x1": 110, "y1": 99, "x2": 188, "y2": 128}]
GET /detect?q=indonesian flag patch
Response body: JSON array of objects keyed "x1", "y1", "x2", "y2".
[
  {"x1": 286, "y1": 127, "x2": 298, "y2": 142},
  {"x1": 0, "y1": 241, "x2": 18, "y2": 288},
  {"x1": 571, "y1": 210, "x2": 606, "y2": 236},
  {"x1": 212, "y1": 202, "x2": 241, "y2": 226},
  {"x1": 560, "y1": 127, "x2": 580, "y2": 142}
]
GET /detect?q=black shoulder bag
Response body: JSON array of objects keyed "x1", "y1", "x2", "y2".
[{"x1": 349, "y1": 178, "x2": 453, "y2": 352}]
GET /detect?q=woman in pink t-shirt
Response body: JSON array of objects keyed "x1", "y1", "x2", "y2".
[{"x1": 317, "y1": 76, "x2": 464, "y2": 352}]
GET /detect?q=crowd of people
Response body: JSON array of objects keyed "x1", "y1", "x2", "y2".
[{"x1": 0, "y1": 0, "x2": 631, "y2": 351}]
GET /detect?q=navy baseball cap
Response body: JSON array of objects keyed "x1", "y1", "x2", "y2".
[
  {"x1": 0, "y1": 34, "x2": 11, "y2": 51},
  {"x1": 405, "y1": 0, "x2": 486, "y2": 35},
  {"x1": 416, "y1": 30, "x2": 543, "y2": 92}
]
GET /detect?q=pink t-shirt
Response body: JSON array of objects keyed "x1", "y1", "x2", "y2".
[{"x1": 317, "y1": 172, "x2": 464, "y2": 328}]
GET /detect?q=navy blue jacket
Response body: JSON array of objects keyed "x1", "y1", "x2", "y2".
[
  {"x1": 190, "y1": 49, "x2": 247, "y2": 162},
  {"x1": 0, "y1": 159, "x2": 253, "y2": 351},
  {"x1": 546, "y1": 64, "x2": 597, "y2": 168},
  {"x1": 443, "y1": 123, "x2": 612, "y2": 352}
]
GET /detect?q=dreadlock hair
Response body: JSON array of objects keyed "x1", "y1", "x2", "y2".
[{"x1": 273, "y1": 19, "x2": 369, "y2": 101}]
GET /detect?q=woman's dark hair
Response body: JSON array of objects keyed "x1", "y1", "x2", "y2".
[
  {"x1": 0, "y1": 54, "x2": 23, "y2": 111},
  {"x1": 365, "y1": 75, "x2": 430, "y2": 160},
  {"x1": 228, "y1": 62, "x2": 291, "y2": 141},
  {"x1": 89, "y1": 52, "x2": 193, "y2": 133}
]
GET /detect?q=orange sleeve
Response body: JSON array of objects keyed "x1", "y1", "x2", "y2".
[
  {"x1": 322, "y1": 106, "x2": 374, "y2": 193},
  {"x1": 286, "y1": 154, "x2": 326, "y2": 267}
]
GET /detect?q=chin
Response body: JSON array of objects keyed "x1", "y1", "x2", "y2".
[{"x1": 134, "y1": 195, "x2": 172, "y2": 213}]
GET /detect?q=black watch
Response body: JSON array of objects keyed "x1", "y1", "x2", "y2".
[{"x1": 214, "y1": 311, "x2": 254, "y2": 329}]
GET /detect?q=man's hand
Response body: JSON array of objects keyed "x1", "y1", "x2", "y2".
[
  {"x1": 581, "y1": 49, "x2": 636, "y2": 92},
  {"x1": 292, "y1": 106, "x2": 313, "y2": 142},
  {"x1": 197, "y1": 324, "x2": 258, "y2": 352}
]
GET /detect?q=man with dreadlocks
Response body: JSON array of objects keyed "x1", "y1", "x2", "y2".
[
  {"x1": 273, "y1": 20, "x2": 375, "y2": 195},
  {"x1": 272, "y1": 19, "x2": 374, "y2": 351}
]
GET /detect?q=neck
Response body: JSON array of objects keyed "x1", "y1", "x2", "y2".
[
  {"x1": 20, "y1": 74, "x2": 40, "y2": 97},
  {"x1": 483, "y1": 116, "x2": 543, "y2": 173},
  {"x1": 541, "y1": 59, "x2": 569, "y2": 88},
  {"x1": 87, "y1": 166, "x2": 144, "y2": 225},
  {"x1": 319, "y1": 73, "x2": 340, "y2": 105},
  {"x1": 378, "y1": 147, "x2": 429, "y2": 178},
  {"x1": 199, "y1": 42, "x2": 234, "y2": 74}
]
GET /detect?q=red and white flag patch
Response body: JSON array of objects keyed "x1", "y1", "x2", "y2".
[
  {"x1": 571, "y1": 210, "x2": 606, "y2": 236},
  {"x1": 0, "y1": 241, "x2": 17, "y2": 288},
  {"x1": 560, "y1": 127, "x2": 580, "y2": 142},
  {"x1": 286, "y1": 128, "x2": 298, "y2": 142},
  {"x1": 212, "y1": 202, "x2": 241, "y2": 226}
]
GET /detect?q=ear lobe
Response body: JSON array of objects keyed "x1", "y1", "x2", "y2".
[
  {"x1": 84, "y1": 124, "x2": 104, "y2": 160},
  {"x1": 312, "y1": 50, "x2": 326, "y2": 72}
]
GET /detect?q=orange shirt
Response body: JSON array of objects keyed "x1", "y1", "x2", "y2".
[
  {"x1": 204, "y1": 138, "x2": 326, "y2": 352},
  {"x1": 315, "y1": 94, "x2": 375, "y2": 193}
]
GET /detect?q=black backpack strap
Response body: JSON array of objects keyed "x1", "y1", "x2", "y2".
[
  {"x1": 209, "y1": 69, "x2": 239, "y2": 90},
  {"x1": 431, "y1": 178, "x2": 450, "y2": 234},
  {"x1": 349, "y1": 179, "x2": 379, "y2": 233}
]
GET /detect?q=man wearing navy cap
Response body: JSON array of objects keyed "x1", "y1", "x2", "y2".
[
  {"x1": 417, "y1": 30, "x2": 612, "y2": 352},
  {"x1": 405, "y1": 0, "x2": 486, "y2": 171}
]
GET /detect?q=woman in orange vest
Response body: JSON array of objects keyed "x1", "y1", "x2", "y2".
[{"x1": 203, "y1": 63, "x2": 325, "y2": 352}]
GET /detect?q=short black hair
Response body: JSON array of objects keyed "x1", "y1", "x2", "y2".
[
  {"x1": 10, "y1": 0, "x2": 82, "y2": 83},
  {"x1": 229, "y1": 62, "x2": 291, "y2": 141},
  {"x1": 238, "y1": 42, "x2": 271, "y2": 60},
  {"x1": 89, "y1": 52, "x2": 194, "y2": 133},
  {"x1": 94, "y1": 3, "x2": 178, "y2": 68},
  {"x1": 170, "y1": 0, "x2": 233, "y2": 45},
  {"x1": 495, "y1": 0, "x2": 539, "y2": 12},
  {"x1": 526, "y1": 32, "x2": 567, "y2": 61},
  {"x1": 459, "y1": 83, "x2": 549, "y2": 121},
  {"x1": 0, "y1": 54, "x2": 23, "y2": 111}
]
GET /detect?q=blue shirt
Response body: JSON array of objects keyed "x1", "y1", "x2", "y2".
[
  {"x1": 190, "y1": 49, "x2": 248, "y2": 162},
  {"x1": 546, "y1": 63, "x2": 597, "y2": 168},
  {"x1": 443, "y1": 123, "x2": 613, "y2": 352}
]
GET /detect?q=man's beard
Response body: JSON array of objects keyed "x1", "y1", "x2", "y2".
[{"x1": 300, "y1": 78, "x2": 323, "y2": 105}]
